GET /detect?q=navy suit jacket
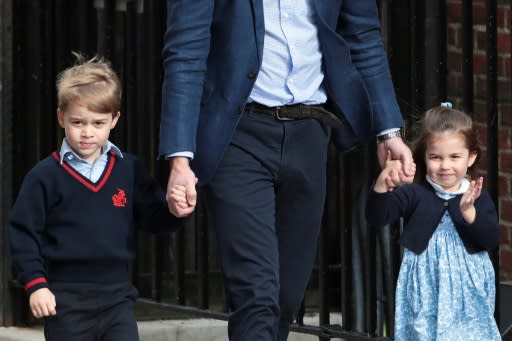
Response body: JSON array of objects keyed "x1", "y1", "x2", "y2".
[{"x1": 160, "y1": 0, "x2": 404, "y2": 184}]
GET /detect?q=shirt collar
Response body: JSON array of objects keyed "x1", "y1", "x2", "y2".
[
  {"x1": 59, "y1": 138, "x2": 123, "y2": 164},
  {"x1": 426, "y1": 175, "x2": 470, "y2": 196}
]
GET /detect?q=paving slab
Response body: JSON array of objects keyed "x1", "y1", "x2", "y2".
[{"x1": 0, "y1": 314, "x2": 343, "y2": 341}]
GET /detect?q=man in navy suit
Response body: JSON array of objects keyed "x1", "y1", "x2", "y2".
[{"x1": 159, "y1": 1, "x2": 414, "y2": 340}]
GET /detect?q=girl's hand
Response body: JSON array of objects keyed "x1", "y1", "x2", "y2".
[
  {"x1": 460, "y1": 176, "x2": 483, "y2": 223},
  {"x1": 374, "y1": 152, "x2": 416, "y2": 193},
  {"x1": 377, "y1": 136, "x2": 415, "y2": 178}
]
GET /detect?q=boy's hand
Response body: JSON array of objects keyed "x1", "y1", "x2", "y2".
[
  {"x1": 460, "y1": 176, "x2": 483, "y2": 224},
  {"x1": 169, "y1": 185, "x2": 189, "y2": 207},
  {"x1": 167, "y1": 157, "x2": 198, "y2": 217},
  {"x1": 29, "y1": 288, "x2": 56, "y2": 318}
]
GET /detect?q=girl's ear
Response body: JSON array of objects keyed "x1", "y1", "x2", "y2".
[{"x1": 468, "y1": 151, "x2": 478, "y2": 167}]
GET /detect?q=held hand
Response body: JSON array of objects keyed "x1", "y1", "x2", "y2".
[
  {"x1": 383, "y1": 160, "x2": 416, "y2": 191},
  {"x1": 377, "y1": 136, "x2": 415, "y2": 183},
  {"x1": 166, "y1": 157, "x2": 198, "y2": 217},
  {"x1": 374, "y1": 152, "x2": 415, "y2": 193},
  {"x1": 382, "y1": 160, "x2": 403, "y2": 192},
  {"x1": 460, "y1": 176, "x2": 483, "y2": 223},
  {"x1": 29, "y1": 288, "x2": 56, "y2": 318}
]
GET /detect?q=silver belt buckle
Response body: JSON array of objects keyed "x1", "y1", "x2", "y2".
[{"x1": 275, "y1": 106, "x2": 293, "y2": 121}]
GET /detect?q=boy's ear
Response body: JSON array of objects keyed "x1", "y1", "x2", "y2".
[
  {"x1": 111, "y1": 111, "x2": 121, "y2": 129},
  {"x1": 56, "y1": 108, "x2": 65, "y2": 128}
]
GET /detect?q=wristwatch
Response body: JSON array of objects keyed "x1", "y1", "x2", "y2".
[{"x1": 376, "y1": 130, "x2": 402, "y2": 143}]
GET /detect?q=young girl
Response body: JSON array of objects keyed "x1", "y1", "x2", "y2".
[{"x1": 366, "y1": 105, "x2": 501, "y2": 340}]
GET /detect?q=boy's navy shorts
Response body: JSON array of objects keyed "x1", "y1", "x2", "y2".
[{"x1": 43, "y1": 281, "x2": 139, "y2": 341}]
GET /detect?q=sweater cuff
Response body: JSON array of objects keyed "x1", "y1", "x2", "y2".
[{"x1": 24, "y1": 277, "x2": 48, "y2": 296}]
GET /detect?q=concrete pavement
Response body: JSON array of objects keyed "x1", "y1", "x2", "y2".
[{"x1": 0, "y1": 314, "x2": 343, "y2": 341}]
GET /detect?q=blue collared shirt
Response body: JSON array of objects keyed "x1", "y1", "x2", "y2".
[
  {"x1": 59, "y1": 139, "x2": 123, "y2": 182},
  {"x1": 248, "y1": 0, "x2": 326, "y2": 106}
]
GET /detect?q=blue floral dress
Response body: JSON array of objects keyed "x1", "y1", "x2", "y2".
[{"x1": 394, "y1": 178, "x2": 501, "y2": 341}]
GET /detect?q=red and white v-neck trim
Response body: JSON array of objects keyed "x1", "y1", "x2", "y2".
[{"x1": 52, "y1": 151, "x2": 116, "y2": 192}]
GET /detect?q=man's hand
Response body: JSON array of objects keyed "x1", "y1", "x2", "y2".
[
  {"x1": 377, "y1": 136, "x2": 414, "y2": 183},
  {"x1": 29, "y1": 288, "x2": 56, "y2": 318},
  {"x1": 167, "y1": 157, "x2": 198, "y2": 217}
]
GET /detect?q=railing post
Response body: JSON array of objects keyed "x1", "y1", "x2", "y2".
[
  {"x1": 461, "y1": 0, "x2": 474, "y2": 115},
  {"x1": 0, "y1": 0, "x2": 14, "y2": 327},
  {"x1": 485, "y1": 0, "x2": 500, "y2": 330},
  {"x1": 421, "y1": 0, "x2": 447, "y2": 108}
]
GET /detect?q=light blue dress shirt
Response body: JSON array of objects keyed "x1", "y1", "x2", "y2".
[
  {"x1": 59, "y1": 139, "x2": 123, "y2": 182},
  {"x1": 248, "y1": 0, "x2": 326, "y2": 106}
]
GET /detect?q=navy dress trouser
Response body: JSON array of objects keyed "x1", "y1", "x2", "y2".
[
  {"x1": 43, "y1": 281, "x2": 139, "y2": 341},
  {"x1": 205, "y1": 107, "x2": 331, "y2": 341}
]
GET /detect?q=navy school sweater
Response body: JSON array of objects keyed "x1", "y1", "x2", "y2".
[{"x1": 8, "y1": 152, "x2": 182, "y2": 295}]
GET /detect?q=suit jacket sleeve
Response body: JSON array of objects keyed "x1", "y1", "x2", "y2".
[
  {"x1": 159, "y1": 0, "x2": 214, "y2": 158},
  {"x1": 337, "y1": 0, "x2": 403, "y2": 134}
]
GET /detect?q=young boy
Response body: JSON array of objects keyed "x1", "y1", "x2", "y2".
[{"x1": 8, "y1": 54, "x2": 181, "y2": 341}]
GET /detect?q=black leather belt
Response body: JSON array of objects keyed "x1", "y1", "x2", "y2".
[{"x1": 245, "y1": 102, "x2": 343, "y2": 128}]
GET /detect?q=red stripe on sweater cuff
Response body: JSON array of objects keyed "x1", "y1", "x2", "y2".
[{"x1": 24, "y1": 277, "x2": 47, "y2": 290}]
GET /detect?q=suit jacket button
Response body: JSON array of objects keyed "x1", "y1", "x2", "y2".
[
  {"x1": 248, "y1": 71, "x2": 257, "y2": 79},
  {"x1": 444, "y1": 201, "x2": 449, "y2": 207}
]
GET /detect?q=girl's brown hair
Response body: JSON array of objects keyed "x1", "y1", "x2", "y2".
[
  {"x1": 411, "y1": 106, "x2": 480, "y2": 182},
  {"x1": 56, "y1": 53, "x2": 121, "y2": 115}
]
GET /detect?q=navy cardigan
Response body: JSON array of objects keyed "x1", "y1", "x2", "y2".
[{"x1": 366, "y1": 181, "x2": 500, "y2": 254}]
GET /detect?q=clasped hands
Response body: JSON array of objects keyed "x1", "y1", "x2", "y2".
[
  {"x1": 376, "y1": 136, "x2": 416, "y2": 192},
  {"x1": 166, "y1": 156, "x2": 198, "y2": 217}
]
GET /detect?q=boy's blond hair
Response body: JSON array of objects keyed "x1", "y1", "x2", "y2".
[{"x1": 56, "y1": 53, "x2": 121, "y2": 115}]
